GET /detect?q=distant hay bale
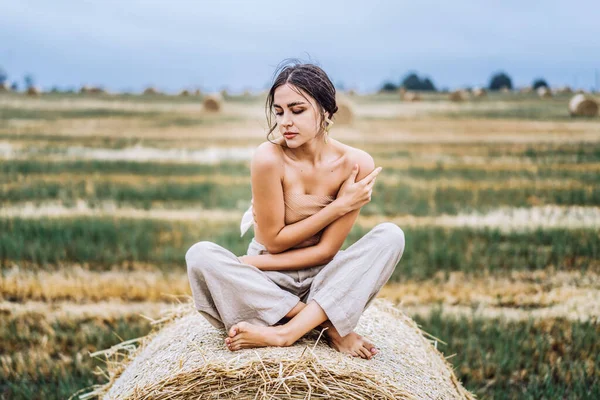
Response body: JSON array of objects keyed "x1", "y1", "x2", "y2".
[
  {"x1": 557, "y1": 86, "x2": 573, "y2": 94},
  {"x1": 537, "y1": 87, "x2": 552, "y2": 98},
  {"x1": 519, "y1": 86, "x2": 533, "y2": 94},
  {"x1": 575, "y1": 89, "x2": 586, "y2": 94},
  {"x1": 194, "y1": 89, "x2": 202, "y2": 96},
  {"x1": 179, "y1": 89, "x2": 190, "y2": 96},
  {"x1": 79, "y1": 85, "x2": 91, "y2": 94},
  {"x1": 449, "y1": 90, "x2": 467, "y2": 102},
  {"x1": 473, "y1": 87, "x2": 487, "y2": 97},
  {"x1": 26, "y1": 86, "x2": 41, "y2": 96},
  {"x1": 219, "y1": 89, "x2": 229, "y2": 99},
  {"x1": 203, "y1": 94, "x2": 223, "y2": 112},
  {"x1": 569, "y1": 94, "x2": 599, "y2": 117},
  {"x1": 500, "y1": 86, "x2": 511, "y2": 93},
  {"x1": 347, "y1": 89, "x2": 356, "y2": 96},
  {"x1": 243, "y1": 90, "x2": 252, "y2": 97},
  {"x1": 333, "y1": 101, "x2": 354, "y2": 125},
  {"x1": 85, "y1": 299, "x2": 474, "y2": 400},
  {"x1": 402, "y1": 91, "x2": 421, "y2": 102},
  {"x1": 89, "y1": 87, "x2": 106, "y2": 95},
  {"x1": 143, "y1": 87, "x2": 160, "y2": 96}
]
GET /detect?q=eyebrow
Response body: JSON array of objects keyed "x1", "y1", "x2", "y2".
[{"x1": 273, "y1": 101, "x2": 306, "y2": 108}]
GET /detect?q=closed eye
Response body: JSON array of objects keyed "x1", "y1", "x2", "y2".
[{"x1": 275, "y1": 109, "x2": 304, "y2": 116}]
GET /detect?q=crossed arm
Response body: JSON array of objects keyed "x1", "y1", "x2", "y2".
[{"x1": 240, "y1": 151, "x2": 376, "y2": 272}]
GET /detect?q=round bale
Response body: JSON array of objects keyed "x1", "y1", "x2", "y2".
[
  {"x1": 402, "y1": 91, "x2": 421, "y2": 102},
  {"x1": 26, "y1": 86, "x2": 41, "y2": 96},
  {"x1": 569, "y1": 94, "x2": 599, "y2": 117},
  {"x1": 87, "y1": 299, "x2": 475, "y2": 400},
  {"x1": 473, "y1": 87, "x2": 487, "y2": 97},
  {"x1": 537, "y1": 87, "x2": 552, "y2": 98},
  {"x1": 449, "y1": 90, "x2": 467, "y2": 102},
  {"x1": 203, "y1": 94, "x2": 223, "y2": 112},
  {"x1": 334, "y1": 101, "x2": 354, "y2": 125}
]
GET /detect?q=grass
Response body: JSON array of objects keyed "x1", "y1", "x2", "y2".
[
  {"x1": 2, "y1": 176, "x2": 598, "y2": 215},
  {"x1": 1, "y1": 217, "x2": 597, "y2": 279},
  {"x1": 0, "y1": 313, "x2": 152, "y2": 400},
  {"x1": 413, "y1": 309, "x2": 600, "y2": 399}
]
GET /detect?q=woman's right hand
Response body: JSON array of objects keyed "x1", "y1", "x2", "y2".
[{"x1": 336, "y1": 164, "x2": 382, "y2": 213}]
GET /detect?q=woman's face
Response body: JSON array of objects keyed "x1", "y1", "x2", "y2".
[{"x1": 273, "y1": 83, "x2": 323, "y2": 147}]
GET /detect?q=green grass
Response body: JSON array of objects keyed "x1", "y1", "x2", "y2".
[
  {"x1": 414, "y1": 309, "x2": 600, "y2": 399},
  {"x1": 2, "y1": 177, "x2": 598, "y2": 215},
  {"x1": 2, "y1": 218, "x2": 597, "y2": 279},
  {"x1": 3, "y1": 158, "x2": 598, "y2": 185},
  {"x1": 0, "y1": 313, "x2": 152, "y2": 400}
]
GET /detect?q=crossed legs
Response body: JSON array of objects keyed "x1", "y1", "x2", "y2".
[{"x1": 224, "y1": 222, "x2": 405, "y2": 359}]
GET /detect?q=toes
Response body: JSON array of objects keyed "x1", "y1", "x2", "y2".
[
  {"x1": 228, "y1": 325, "x2": 238, "y2": 338},
  {"x1": 358, "y1": 347, "x2": 372, "y2": 360}
]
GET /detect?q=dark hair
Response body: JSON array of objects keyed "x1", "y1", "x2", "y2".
[{"x1": 265, "y1": 59, "x2": 338, "y2": 144}]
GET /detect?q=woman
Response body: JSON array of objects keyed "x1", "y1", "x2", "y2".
[{"x1": 186, "y1": 61, "x2": 405, "y2": 360}]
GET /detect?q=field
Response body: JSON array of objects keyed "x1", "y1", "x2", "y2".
[{"x1": 1, "y1": 90, "x2": 599, "y2": 399}]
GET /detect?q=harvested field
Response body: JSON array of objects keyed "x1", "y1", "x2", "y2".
[{"x1": 1, "y1": 91, "x2": 598, "y2": 399}]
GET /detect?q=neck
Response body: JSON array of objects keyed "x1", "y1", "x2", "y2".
[{"x1": 288, "y1": 136, "x2": 329, "y2": 166}]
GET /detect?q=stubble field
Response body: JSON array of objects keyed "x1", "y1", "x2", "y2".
[{"x1": 1, "y1": 90, "x2": 599, "y2": 399}]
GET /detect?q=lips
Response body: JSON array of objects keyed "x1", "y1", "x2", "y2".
[{"x1": 284, "y1": 132, "x2": 297, "y2": 138}]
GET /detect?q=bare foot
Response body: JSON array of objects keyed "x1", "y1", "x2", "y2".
[
  {"x1": 225, "y1": 322, "x2": 290, "y2": 351},
  {"x1": 323, "y1": 325, "x2": 378, "y2": 360}
]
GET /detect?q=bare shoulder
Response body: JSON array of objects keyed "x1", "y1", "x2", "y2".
[
  {"x1": 337, "y1": 142, "x2": 375, "y2": 180},
  {"x1": 251, "y1": 141, "x2": 285, "y2": 171}
]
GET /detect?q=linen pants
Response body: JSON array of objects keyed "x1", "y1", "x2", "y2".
[{"x1": 185, "y1": 222, "x2": 405, "y2": 338}]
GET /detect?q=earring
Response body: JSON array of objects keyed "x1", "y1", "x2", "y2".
[{"x1": 324, "y1": 117, "x2": 334, "y2": 144}]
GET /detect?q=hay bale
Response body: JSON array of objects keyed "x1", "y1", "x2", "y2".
[
  {"x1": 347, "y1": 89, "x2": 356, "y2": 96},
  {"x1": 519, "y1": 86, "x2": 533, "y2": 94},
  {"x1": 143, "y1": 87, "x2": 160, "y2": 95},
  {"x1": 203, "y1": 94, "x2": 223, "y2": 112},
  {"x1": 472, "y1": 87, "x2": 487, "y2": 97},
  {"x1": 398, "y1": 87, "x2": 407, "y2": 97},
  {"x1": 26, "y1": 86, "x2": 41, "y2": 96},
  {"x1": 569, "y1": 94, "x2": 599, "y2": 117},
  {"x1": 179, "y1": 89, "x2": 190, "y2": 96},
  {"x1": 88, "y1": 299, "x2": 474, "y2": 399},
  {"x1": 557, "y1": 86, "x2": 573, "y2": 94},
  {"x1": 334, "y1": 101, "x2": 354, "y2": 125},
  {"x1": 537, "y1": 87, "x2": 552, "y2": 98},
  {"x1": 89, "y1": 87, "x2": 106, "y2": 95},
  {"x1": 500, "y1": 86, "x2": 511, "y2": 93},
  {"x1": 402, "y1": 91, "x2": 421, "y2": 102},
  {"x1": 194, "y1": 89, "x2": 202, "y2": 96},
  {"x1": 449, "y1": 90, "x2": 467, "y2": 102}
]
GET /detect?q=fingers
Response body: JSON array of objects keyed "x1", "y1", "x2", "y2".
[
  {"x1": 359, "y1": 167, "x2": 383, "y2": 185},
  {"x1": 347, "y1": 164, "x2": 360, "y2": 182}
]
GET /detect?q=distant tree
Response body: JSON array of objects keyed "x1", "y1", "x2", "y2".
[
  {"x1": 24, "y1": 74, "x2": 35, "y2": 89},
  {"x1": 489, "y1": 72, "x2": 513, "y2": 91},
  {"x1": 0, "y1": 67, "x2": 7, "y2": 85},
  {"x1": 380, "y1": 81, "x2": 398, "y2": 92},
  {"x1": 422, "y1": 78, "x2": 436, "y2": 92},
  {"x1": 532, "y1": 79, "x2": 549, "y2": 90},
  {"x1": 401, "y1": 72, "x2": 437, "y2": 91},
  {"x1": 402, "y1": 73, "x2": 421, "y2": 90}
]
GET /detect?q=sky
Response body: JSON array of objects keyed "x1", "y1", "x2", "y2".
[{"x1": 2, "y1": 0, "x2": 599, "y2": 93}]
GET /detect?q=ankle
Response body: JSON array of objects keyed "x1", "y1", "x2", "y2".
[{"x1": 275, "y1": 325, "x2": 295, "y2": 347}]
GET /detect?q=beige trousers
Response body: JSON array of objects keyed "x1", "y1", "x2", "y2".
[{"x1": 186, "y1": 222, "x2": 405, "y2": 337}]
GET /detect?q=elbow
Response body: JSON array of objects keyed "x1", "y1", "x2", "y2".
[
  {"x1": 264, "y1": 242, "x2": 286, "y2": 254},
  {"x1": 320, "y1": 247, "x2": 337, "y2": 264}
]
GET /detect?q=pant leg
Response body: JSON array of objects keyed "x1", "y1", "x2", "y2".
[
  {"x1": 305, "y1": 222, "x2": 405, "y2": 337},
  {"x1": 185, "y1": 241, "x2": 300, "y2": 332}
]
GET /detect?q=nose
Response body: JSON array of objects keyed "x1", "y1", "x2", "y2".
[{"x1": 281, "y1": 111, "x2": 293, "y2": 128}]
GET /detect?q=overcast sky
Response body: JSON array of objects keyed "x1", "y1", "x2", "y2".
[{"x1": 2, "y1": 0, "x2": 599, "y2": 92}]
